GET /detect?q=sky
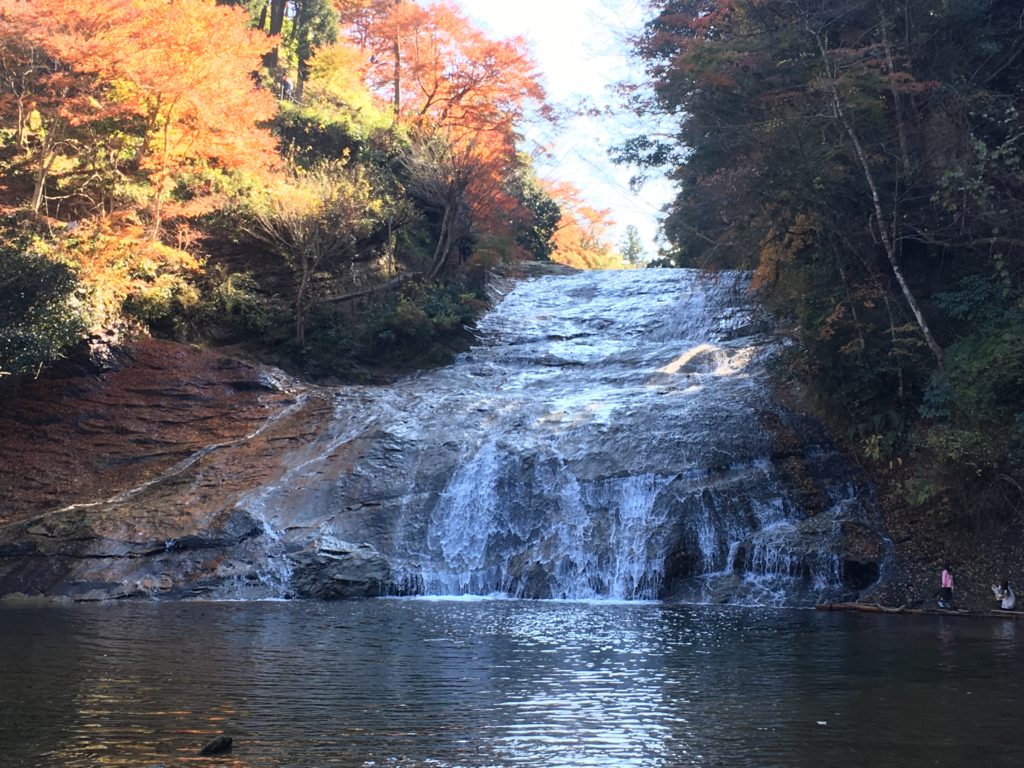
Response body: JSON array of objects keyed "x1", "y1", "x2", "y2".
[{"x1": 453, "y1": 0, "x2": 674, "y2": 259}]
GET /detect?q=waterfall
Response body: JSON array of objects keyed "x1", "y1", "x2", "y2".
[
  {"x1": 0, "y1": 268, "x2": 888, "y2": 604},
  {"x1": 279, "y1": 268, "x2": 886, "y2": 605}
]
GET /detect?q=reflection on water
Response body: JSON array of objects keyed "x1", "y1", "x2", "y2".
[{"x1": 1, "y1": 600, "x2": 1022, "y2": 767}]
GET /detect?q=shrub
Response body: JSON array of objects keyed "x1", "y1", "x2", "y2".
[{"x1": 0, "y1": 241, "x2": 84, "y2": 377}]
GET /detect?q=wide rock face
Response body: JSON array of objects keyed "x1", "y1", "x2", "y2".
[{"x1": 0, "y1": 270, "x2": 890, "y2": 604}]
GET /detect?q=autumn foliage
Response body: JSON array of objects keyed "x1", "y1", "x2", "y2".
[
  {"x1": 545, "y1": 181, "x2": 623, "y2": 270},
  {"x1": 0, "y1": 0, "x2": 618, "y2": 379},
  {"x1": 353, "y1": 0, "x2": 549, "y2": 262},
  {"x1": 0, "y1": 0, "x2": 278, "y2": 220}
]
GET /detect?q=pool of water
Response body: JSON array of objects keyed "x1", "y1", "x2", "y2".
[{"x1": 1, "y1": 599, "x2": 1021, "y2": 767}]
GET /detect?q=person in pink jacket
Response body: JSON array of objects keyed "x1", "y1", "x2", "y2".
[{"x1": 939, "y1": 566, "x2": 955, "y2": 609}]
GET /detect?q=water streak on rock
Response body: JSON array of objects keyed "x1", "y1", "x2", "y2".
[{"x1": 282, "y1": 268, "x2": 887, "y2": 604}]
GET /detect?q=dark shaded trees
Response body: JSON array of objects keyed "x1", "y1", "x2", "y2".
[
  {"x1": 630, "y1": 0, "x2": 1024, "y2": 521},
  {"x1": 509, "y1": 161, "x2": 561, "y2": 262}
]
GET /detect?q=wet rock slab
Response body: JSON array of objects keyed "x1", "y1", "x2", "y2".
[
  {"x1": 0, "y1": 338, "x2": 292, "y2": 526},
  {"x1": 288, "y1": 538, "x2": 390, "y2": 599}
]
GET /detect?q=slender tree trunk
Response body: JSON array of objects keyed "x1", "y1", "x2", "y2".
[
  {"x1": 882, "y1": 293, "x2": 906, "y2": 400},
  {"x1": 428, "y1": 203, "x2": 452, "y2": 280},
  {"x1": 30, "y1": 121, "x2": 64, "y2": 215},
  {"x1": 829, "y1": 230, "x2": 867, "y2": 359},
  {"x1": 295, "y1": 254, "x2": 311, "y2": 347},
  {"x1": 392, "y1": 0, "x2": 402, "y2": 113},
  {"x1": 812, "y1": 29, "x2": 945, "y2": 370},
  {"x1": 269, "y1": 0, "x2": 286, "y2": 37},
  {"x1": 879, "y1": 4, "x2": 912, "y2": 173},
  {"x1": 15, "y1": 96, "x2": 26, "y2": 147},
  {"x1": 31, "y1": 147, "x2": 54, "y2": 215},
  {"x1": 149, "y1": 180, "x2": 165, "y2": 239},
  {"x1": 393, "y1": 38, "x2": 401, "y2": 113},
  {"x1": 133, "y1": 99, "x2": 161, "y2": 170},
  {"x1": 148, "y1": 110, "x2": 176, "y2": 239}
]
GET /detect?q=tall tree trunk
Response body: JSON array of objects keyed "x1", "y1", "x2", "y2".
[
  {"x1": 878, "y1": 4, "x2": 912, "y2": 174},
  {"x1": 829, "y1": 229, "x2": 868, "y2": 360},
  {"x1": 15, "y1": 96, "x2": 27, "y2": 148},
  {"x1": 264, "y1": 0, "x2": 287, "y2": 70},
  {"x1": 295, "y1": 253, "x2": 311, "y2": 347},
  {"x1": 428, "y1": 203, "x2": 452, "y2": 280},
  {"x1": 132, "y1": 99, "x2": 161, "y2": 170},
  {"x1": 148, "y1": 109, "x2": 178, "y2": 240},
  {"x1": 392, "y1": 0, "x2": 402, "y2": 113},
  {"x1": 883, "y1": 293, "x2": 907, "y2": 399},
  {"x1": 269, "y1": 0, "x2": 286, "y2": 37},
  {"x1": 30, "y1": 119, "x2": 65, "y2": 215},
  {"x1": 149, "y1": 179, "x2": 165, "y2": 239},
  {"x1": 31, "y1": 147, "x2": 53, "y2": 215},
  {"x1": 392, "y1": 38, "x2": 401, "y2": 113}
]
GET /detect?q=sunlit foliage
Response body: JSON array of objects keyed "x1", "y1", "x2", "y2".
[{"x1": 0, "y1": 0, "x2": 612, "y2": 384}]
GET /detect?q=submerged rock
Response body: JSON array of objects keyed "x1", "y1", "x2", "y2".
[{"x1": 200, "y1": 735, "x2": 233, "y2": 755}]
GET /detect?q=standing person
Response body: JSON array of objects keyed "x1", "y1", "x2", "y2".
[
  {"x1": 939, "y1": 566, "x2": 955, "y2": 609},
  {"x1": 280, "y1": 74, "x2": 294, "y2": 100}
]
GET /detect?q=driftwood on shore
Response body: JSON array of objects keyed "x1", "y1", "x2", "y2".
[{"x1": 816, "y1": 602, "x2": 1024, "y2": 620}]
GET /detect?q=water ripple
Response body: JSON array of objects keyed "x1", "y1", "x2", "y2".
[{"x1": 1, "y1": 600, "x2": 1023, "y2": 767}]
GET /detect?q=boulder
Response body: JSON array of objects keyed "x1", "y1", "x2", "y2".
[{"x1": 288, "y1": 537, "x2": 390, "y2": 599}]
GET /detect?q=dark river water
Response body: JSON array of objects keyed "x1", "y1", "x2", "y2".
[{"x1": 1, "y1": 599, "x2": 1021, "y2": 767}]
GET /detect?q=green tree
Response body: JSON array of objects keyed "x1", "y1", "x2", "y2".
[
  {"x1": 247, "y1": 161, "x2": 384, "y2": 347},
  {"x1": 0, "y1": 233, "x2": 83, "y2": 377},
  {"x1": 507, "y1": 158, "x2": 560, "y2": 261},
  {"x1": 291, "y1": 0, "x2": 339, "y2": 97},
  {"x1": 619, "y1": 224, "x2": 646, "y2": 266}
]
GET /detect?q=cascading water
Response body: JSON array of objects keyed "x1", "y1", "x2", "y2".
[{"x1": 246, "y1": 268, "x2": 887, "y2": 605}]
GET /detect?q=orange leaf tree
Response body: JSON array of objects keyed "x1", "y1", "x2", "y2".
[
  {"x1": 546, "y1": 181, "x2": 623, "y2": 270},
  {"x1": 0, "y1": 0, "x2": 279, "y2": 230},
  {"x1": 350, "y1": 0, "x2": 549, "y2": 271},
  {"x1": 0, "y1": 0, "x2": 125, "y2": 214}
]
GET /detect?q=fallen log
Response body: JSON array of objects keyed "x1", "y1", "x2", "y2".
[
  {"x1": 321, "y1": 272, "x2": 421, "y2": 305},
  {"x1": 816, "y1": 602, "x2": 1023, "y2": 619}
]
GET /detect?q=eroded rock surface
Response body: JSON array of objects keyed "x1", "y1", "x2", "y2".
[
  {"x1": 0, "y1": 339, "x2": 294, "y2": 525},
  {"x1": 289, "y1": 538, "x2": 390, "y2": 599}
]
